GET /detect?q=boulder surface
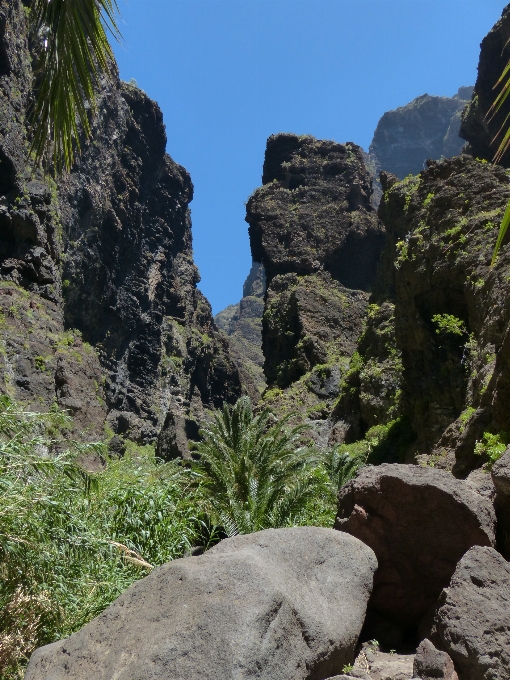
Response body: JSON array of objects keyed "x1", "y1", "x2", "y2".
[
  {"x1": 25, "y1": 527, "x2": 377, "y2": 680},
  {"x1": 335, "y1": 464, "x2": 495, "y2": 626},
  {"x1": 491, "y1": 447, "x2": 510, "y2": 558},
  {"x1": 413, "y1": 638, "x2": 458, "y2": 680},
  {"x1": 431, "y1": 546, "x2": 510, "y2": 680}
]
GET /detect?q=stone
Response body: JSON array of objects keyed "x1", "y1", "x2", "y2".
[
  {"x1": 107, "y1": 435, "x2": 126, "y2": 458},
  {"x1": 431, "y1": 546, "x2": 510, "y2": 680},
  {"x1": 491, "y1": 447, "x2": 510, "y2": 559},
  {"x1": 0, "y1": 0, "x2": 245, "y2": 453},
  {"x1": 335, "y1": 464, "x2": 495, "y2": 626},
  {"x1": 465, "y1": 468, "x2": 495, "y2": 501},
  {"x1": 214, "y1": 262, "x2": 266, "y2": 401},
  {"x1": 413, "y1": 639, "x2": 458, "y2": 680},
  {"x1": 263, "y1": 272, "x2": 368, "y2": 390},
  {"x1": 362, "y1": 651, "x2": 414, "y2": 680},
  {"x1": 460, "y1": 5, "x2": 510, "y2": 165},
  {"x1": 25, "y1": 527, "x2": 377, "y2": 680},
  {"x1": 376, "y1": 154, "x2": 510, "y2": 469},
  {"x1": 370, "y1": 89, "x2": 472, "y2": 179},
  {"x1": 247, "y1": 133, "x2": 385, "y2": 292}
]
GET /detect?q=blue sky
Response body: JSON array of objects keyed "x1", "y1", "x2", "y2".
[{"x1": 113, "y1": 0, "x2": 504, "y2": 315}]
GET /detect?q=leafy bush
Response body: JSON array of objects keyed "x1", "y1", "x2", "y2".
[
  {"x1": 321, "y1": 445, "x2": 367, "y2": 494},
  {"x1": 431, "y1": 313, "x2": 466, "y2": 337},
  {"x1": 474, "y1": 431, "x2": 509, "y2": 470}
]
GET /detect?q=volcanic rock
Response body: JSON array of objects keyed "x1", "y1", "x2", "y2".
[
  {"x1": 460, "y1": 4, "x2": 510, "y2": 165},
  {"x1": 430, "y1": 546, "x2": 510, "y2": 680},
  {"x1": 335, "y1": 464, "x2": 495, "y2": 626},
  {"x1": 0, "y1": 0, "x2": 243, "y2": 449},
  {"x1": 413, "y1": 639, "x2": 458, "y2": 680},
  {"x1": 245, "y1": 134, "x2": 384, "y2": 430},
  {"x1": 263, "y1": 271, "x2": 368, "y2": 389},
  {"x1": 247, "y1": 134, "x2": 384, "y2": 291},
  {"x1": 377, "y1": 155, "x2": 510, "y2": 469},
  {"x1": 25, "y1": 527, "x2": 377, "y2": 680},
  {"x1": 215, "y1": 261, "x2": 266, "y2": 400},
  {"x1": 491, "y1": 447, "x2": 510, "y2": 558},
  {"x1": 370, "y1": 88, "x2": 472, "y2": 179}
]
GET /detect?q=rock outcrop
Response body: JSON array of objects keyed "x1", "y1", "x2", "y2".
[
  {"x1": 460, "y1": 4, "x2": 510, "y2": 165},
  {"x1": 430, "y1": 546, "x2": 510, "y2": 680},
  {"x1": 369, "y1": 88, "x2": 473, "y2": 180},
  {"x1": 335, "y1": 464, "x2": 495, "y2": 628},
  {"x1": 245, "y1": 134, "x2": 385, "y2": 434},
  {"x1": 0, "y1": 0, "x2": 243, "y2": 450},
  {"x1": 374, "y1": 155, "x2": 510, "y2": 470},
  {"x1": 248, "y1": 134, "x2": 384, "y2": 290},
  {"x1": 215, "y1": 261, "x2": 266, "y2": 400},
  {"x1": 25, "y1": 527, "x2": 377, "y2": 680}
]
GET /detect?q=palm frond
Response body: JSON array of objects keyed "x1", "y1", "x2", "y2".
[
  {"x1": 193, "y1": 397, "x2": 319, "y2": 534},
  {"x1": 29, "y1": 0, "x2": 122, "y2": 173},
  {"x1": 485, "y1": 43, "x2": 510, "y2": 263}
]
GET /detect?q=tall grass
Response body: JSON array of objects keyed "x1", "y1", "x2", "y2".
[{"x1": 0, "y1": 396, "x2": 206, "y2": 678}]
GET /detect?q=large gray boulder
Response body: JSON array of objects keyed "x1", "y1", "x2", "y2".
[
  {"x1": 491, "y1": 447, "x2": 510, "y2": 559},
  {"x1": 25, "y1": 527, "x2": 377, "y2": 680},
  {"x1": 335, "y1": 464, "x2": 495, "y2": 625},
  {"x1": 431, "y1": 546, "x2": 510, "y2": 680}
]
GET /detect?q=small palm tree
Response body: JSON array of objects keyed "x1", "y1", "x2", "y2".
[
  {"x1": 29, "y1": 0, "x2": 121, "y2": 173},
  {"x1": 321, "y1": 445, "x2": 367, "y2": 495},
  {"x1": 192, "y1": 397, "x2": 321, "y2": 537}
]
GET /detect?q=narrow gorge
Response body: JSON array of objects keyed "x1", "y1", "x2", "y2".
[{"x1": 2, "y1": 2, "x2": 510, "y2": 680}]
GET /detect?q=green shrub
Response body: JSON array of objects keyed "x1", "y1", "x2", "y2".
[
  {"x1": 431, "y1": 314, "x2": 466, "y2": 337},
  {"x1": 0, "y1": 396, "x2": 205, "y2": 678},
  {"x1": 474, "y1": 431, "x2": 509, "y2": 470},
  {"x1": 192, "y1": 397, "x2": 325, "y2": 536}
]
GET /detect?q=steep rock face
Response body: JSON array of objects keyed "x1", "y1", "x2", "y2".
[
  {"x1": 59, "y1": 81, "x2": 242, "y2": 448},
  {"x1": 431, "y1": 546, "x2": 510, "y2": 680},
  {"x1": 215, "y1": 261, "x2": 266, "y2": 401},
  {"x1": 376, "y1": 156, "x2": 510, "y2": 470},
  {"x1": 491, "y1": 448, "x2": 510, "y2": 559},
  {"x1": 0, "y1": 1, "x2": 107, "y2": 437},
  {"x1": 331, "y1": 301, "x2": 404, "y2": 449},
  {"x1": 263, "y1": 272, "x2": 368, "y2": 390},
  {"x1": 369, "y1": 88, "x2": 473, "y2": 180},
  {"x1": 247, "y1": 134, "x2": 385, "y2": 291},
  {"x1": 0, "y1": 0, "x2": 242, "y2": 450},
  {"x1": 246, "y1": 134, "x2": 385, "y2": 432},
  {"x1": 460, "y1": 5, "x2": 510, "y2": 165}
]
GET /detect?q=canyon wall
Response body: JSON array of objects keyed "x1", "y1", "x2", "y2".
[{"x1": 0, "y1": 0, "x2": 242, "y2": 455}]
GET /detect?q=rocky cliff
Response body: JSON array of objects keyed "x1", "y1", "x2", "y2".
[
  {"x1": 244, "y1": 134, "x2": 385, "y2": 441},
  {"x1": 460, "y1": 4, "x2": 510, "y2": 165},
  {"x1": 370, "y1": 88, "x2": 473, "y2": 180},
  {"x1": 332, "y1": 5, "x2": 510, "y2": 472},
  {"x1": 0, "y1": 0, "x2": 242, "y2": 454},
  {"x1": 215, "y1": 261, "x2": 266, "y2": 400}
]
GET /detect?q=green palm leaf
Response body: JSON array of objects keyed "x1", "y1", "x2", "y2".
[
  {"x1": 29, "y1": 0, "x2": 121, "y2": 173},
  {"x1": 486, "y1": 44, "x2": 510, "y2": 263},
  {"x1": 192, "y1": 397, "x2": 318, "y2": 536}
]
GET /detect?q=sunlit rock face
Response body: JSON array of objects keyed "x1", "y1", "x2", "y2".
[
  {"x1": 0, "y1": 0, "x2": 243, "y2": 452},
  {"x1": 369, "y1": 88, "x2": 473, "y2": 180},
  {"x1": 244, "y1": 133, "x2": 385, "y2": 439},
  {"x1": 460, "y1": 4, "x2": 510, "y2": 165}
]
